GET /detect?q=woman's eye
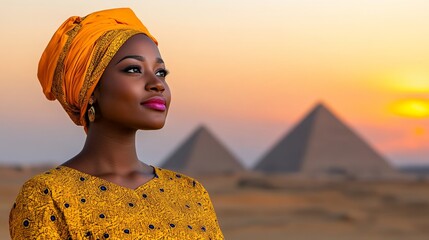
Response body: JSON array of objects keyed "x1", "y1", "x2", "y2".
[
  {"x1": 123, "y1": 66, "x2": 141, "y2": 73},
  {"x1": 156, "y1": 69, "x2": 169, "y2": 78}
]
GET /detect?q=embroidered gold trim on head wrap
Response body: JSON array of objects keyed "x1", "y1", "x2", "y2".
[{"x1": 37, "y1": 8, "x2": 157, "y2": 131}]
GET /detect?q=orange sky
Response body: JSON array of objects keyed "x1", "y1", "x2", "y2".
[{"x1": 0, "y1": 1, "x2": 428, "y2": 167}]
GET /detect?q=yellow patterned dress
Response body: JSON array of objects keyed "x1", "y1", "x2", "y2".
[{"x1": 9, "y1": 166, "x2": 224, "y2": 240}]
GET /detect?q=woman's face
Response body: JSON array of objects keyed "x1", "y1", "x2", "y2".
[{"x1": 94, "y1": 34, "x2": 171, "y2": 131}]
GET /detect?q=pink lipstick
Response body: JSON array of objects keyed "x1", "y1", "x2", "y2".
[{"x1": 141, "y1": 97, "x2": 166, "y2": 111}]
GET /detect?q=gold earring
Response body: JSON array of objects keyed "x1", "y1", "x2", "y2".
[
  {"x1": 88, "y1": 106, "x2": 95, "y2": 122},
  {"x1": 88, "y1": 96, "x2": 96, "y2": 122}
]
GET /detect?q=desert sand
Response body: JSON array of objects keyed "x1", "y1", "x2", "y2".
[{"x1": 1, "y1": 166, "x2": 429, "y2": 240}]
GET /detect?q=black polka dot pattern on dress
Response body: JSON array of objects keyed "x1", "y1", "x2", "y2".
[
  {"x1": 9, "y1": 166, "x2": 224, "y2": 239},
  {"x1": 22, "y1": 219, "x2": 30, "y2": 228}
]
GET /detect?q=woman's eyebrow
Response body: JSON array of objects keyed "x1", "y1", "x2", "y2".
[
  {"x1": 115, "y1": 55, "x2": 164, "y2": 64},
  {"x1": 156, "y1": 58, "x2": 164, "y2": 64},
  {"x1": 116, "y1": 55, "x2": 144, "y2": 64}
]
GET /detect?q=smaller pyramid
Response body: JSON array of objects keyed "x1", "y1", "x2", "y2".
[
  {"x1": 254, "y1": 103, "x2": 395, "y2": 177},
  {"x1": 162, "y1": 125, "x2": 244, "y2": 175}
]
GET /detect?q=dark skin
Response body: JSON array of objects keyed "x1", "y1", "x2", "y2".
[{"x1": 62, "y1": 34, "x2": 171, "y2": 190}]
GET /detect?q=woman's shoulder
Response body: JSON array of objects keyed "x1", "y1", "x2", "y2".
[
  {"x1": 154, "y1": 167, "x2": 209, "y2": 193},
  {"x1": 17, "y1": 166, "x2": 76, "y2": 196}
]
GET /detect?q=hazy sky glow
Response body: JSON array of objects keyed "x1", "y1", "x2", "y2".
[{"x1": 1, "y1": 0, "x2": 428, "y2": 167}]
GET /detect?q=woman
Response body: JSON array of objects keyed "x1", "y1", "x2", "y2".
[{"x1": 9, "y1": 8, "x2": 224, "y2": 239}]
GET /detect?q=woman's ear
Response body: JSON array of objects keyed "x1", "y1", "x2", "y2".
[
  {"x1": 92, "y1": 85, "x2": 101, "y2": 103},
  {"x1": 89, "y1": 95, "x2": 96, "y2": 105}
]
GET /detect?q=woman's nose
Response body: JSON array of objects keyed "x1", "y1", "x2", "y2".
[{"x1": 146, "y1": 74, "x2": 165, "y2": 92}]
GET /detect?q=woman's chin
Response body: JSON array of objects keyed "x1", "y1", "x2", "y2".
[{"x1": 139, "y1": 121, "x2": 166, "y2": 131}]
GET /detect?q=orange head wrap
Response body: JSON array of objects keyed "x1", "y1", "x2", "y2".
[{"x1": 37, "y1": 8, "x2": 157, "y2": 131}]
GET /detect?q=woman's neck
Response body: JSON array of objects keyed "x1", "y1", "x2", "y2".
[{"x1": 64, "y1": 123, "x2": 145, "y2": 176}]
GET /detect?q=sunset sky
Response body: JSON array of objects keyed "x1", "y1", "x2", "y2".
[{"x1": 0, "y1": 0, "x2": 428, "y2": 168}]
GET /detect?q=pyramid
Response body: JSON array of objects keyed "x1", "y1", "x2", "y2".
[
  {"x1": 254, "y1": 103, "x2": 395, "y2": 177},
  {"x1": 161, "y1": 125, "x2": 244, "y2": 175}
]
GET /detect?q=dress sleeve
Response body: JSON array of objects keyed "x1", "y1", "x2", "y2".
[
  {"x1": 9, "y1": 178, "x2": 69, "y2": 240},
  {"x1": 195, "y1": 181, "x2": 225, "y2": 240}
]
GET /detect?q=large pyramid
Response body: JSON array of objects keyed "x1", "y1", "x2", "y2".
[
  {"x1": 162, "y1": 125, "x2": 244, "y2": 175},
  {"x1": 255, "y1": 103, "x2": 395, "y2": 177}
]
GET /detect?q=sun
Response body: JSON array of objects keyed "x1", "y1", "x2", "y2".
[{"x1": 391, "y1": 99, "x2": 429, "y2": 118}]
